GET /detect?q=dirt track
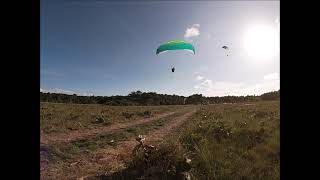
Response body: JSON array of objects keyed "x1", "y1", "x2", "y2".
[
  {"x1": 41, "y1": 112, "x2": 175, "y2": 144},
  {"x1": 41, "y1": 108, "x2": 197, "y2": 180}
]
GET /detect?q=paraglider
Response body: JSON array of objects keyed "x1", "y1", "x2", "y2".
[
  {"x1": 156, "y1": 40, "x2": 195, "y2": 73},
  {"x1": 222, "y1": 45, "x2": 230, "y2": 56},
  {"x1": 156, "y1": 40, "x2": 195, "y2": 55}
]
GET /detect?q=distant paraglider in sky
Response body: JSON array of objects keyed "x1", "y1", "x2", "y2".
[
  {"x1": 222, "y1": 45, "x2": 230, "y2": 56},
  {"x1": 156, "y1": 40, "x2": 195, "y2": 73}
]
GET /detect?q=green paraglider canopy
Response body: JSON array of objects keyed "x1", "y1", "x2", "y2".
[{"x1": 156, "y1": 40, "x2": 195, "y2": 55}]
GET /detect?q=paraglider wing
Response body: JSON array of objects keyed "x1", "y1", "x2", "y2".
[
  {"x1": 156, "y1": 40, "x2": 195, "y2": 55},
  {"x1": 222, "y1": 46, "x2": 229, "y2": 50}
]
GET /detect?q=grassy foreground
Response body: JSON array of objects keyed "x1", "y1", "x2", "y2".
[
  {"x1": 104, "y1": 101, "x2": 280, "y2": 180},
  {"x1": 40, "y1": 101, "x2": 279, "y2": 180}
]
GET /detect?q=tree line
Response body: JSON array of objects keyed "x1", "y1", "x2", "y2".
[{"x1": 40, "y1": 90, "x2": 279, "y2": 105}]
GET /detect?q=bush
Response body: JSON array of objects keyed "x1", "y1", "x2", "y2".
[
  {"x1": 136, "y1": 110, "x2": 152, "y2": 117},
  {"x1": 97, "y1": 142, "x2": 192, "y2": 180},
  {"x1": 122, "y1": 112, "x2": 134, "y2": 119}
]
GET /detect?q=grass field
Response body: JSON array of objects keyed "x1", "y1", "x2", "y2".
[
  {"x1": 40, "y1": 102, "x2": 188, "y2": 134},
  {"x1": 40, "y1": 101, "x2": 279, "y2": 180},
  {"x1": 175, "y1": 101, "x2": 280, "y2": 180}
]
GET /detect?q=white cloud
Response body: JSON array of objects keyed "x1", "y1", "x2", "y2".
[
  {"x1": 264, "y1": 72, "x2": 279, "y2": 80},
  {"x1": 196, "y1": 75, "x2": 204, "y2": 81},
  {"x1": 193, "y1": 74, "x2": 279, "y2": 97},
  {"x1": 81, "y1": 92, "x2": 94, "y2": 96},
  {"x1": 184, "y1": 24, "x2": 200, "y2": 40},
  {"x1": 40, "y1": 88, "x2": 94, "y2": 96},
  {"x1": 194, "y1": 80, "x2": 245, "y2": 96},
  {"x1": 40, "y1": 88, "x2": 76, "y2": 95}
]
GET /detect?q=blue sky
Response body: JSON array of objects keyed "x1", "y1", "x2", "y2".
[{"x1": 41, "y1": 0, "x2": 280, "y2": 96}]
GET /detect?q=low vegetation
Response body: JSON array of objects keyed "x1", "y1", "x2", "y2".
[
  {"x1": 40, "y1": 103, "x2": 185, "y2": 134},
  {"x1": 102, "y1": 101, "x2": 280, "y2": 180},
  {"x1": 40, "y1": 93, "x2": 279, "y2": 180},
  {"x1": 45, "y1": 111, "x2": 188, "y2": 163}
]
